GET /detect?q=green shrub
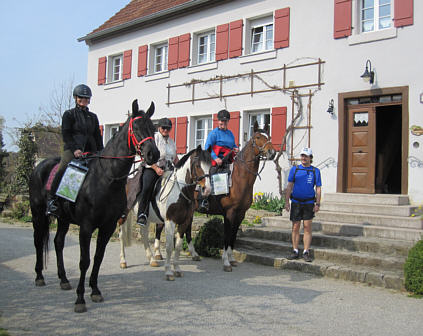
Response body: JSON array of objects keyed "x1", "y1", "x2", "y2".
[
  {"x1": 404, "y1": 240, "x2": 423, "y2": 295},
  {"x1": 251, "y1": 192, "x2": 285, "y2": 214},
  {"x1": 193, "y1": 217, "x2": 224, "y2": 258},
  {"x1": 11, "y1": 200, "x2": 30, "y2": 220}
]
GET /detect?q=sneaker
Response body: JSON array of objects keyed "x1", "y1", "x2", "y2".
[
  {"x1": 287, "y1": 250, "x2": 299, "y2": 260},
  {"x1": 136, "y1": 213, "x2": 147, "y2": 226},
  {"x1": 303, "y1": 251, "x2": 312, "y2": 262}
]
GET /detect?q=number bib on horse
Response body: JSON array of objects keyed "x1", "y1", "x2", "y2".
[{"x1": 56, "y1": 160, "x2": 89, "y2": 202}]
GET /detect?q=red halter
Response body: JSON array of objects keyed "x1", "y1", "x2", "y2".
[{"x1": 127, "y1": 116, "x2": 153, "y2": 154}]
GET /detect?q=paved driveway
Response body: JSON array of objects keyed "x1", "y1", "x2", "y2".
[{"x1": 0, "y1": 221, "x2": 422, "y2": 336}]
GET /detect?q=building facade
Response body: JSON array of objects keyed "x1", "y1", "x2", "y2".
[{"x1": 79, "y1": 0, "x2": 423, "y2": 203}]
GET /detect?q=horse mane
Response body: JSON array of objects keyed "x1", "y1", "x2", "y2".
[{"x1": 174, "y1": 147, "x2": 211, "y2": 169}]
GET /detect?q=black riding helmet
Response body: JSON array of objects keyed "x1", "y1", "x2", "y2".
[
  {"x1": 217, "y1": 109, "x2": 230, "y2": 121},
  {"x1": 158, "y1": 117, "x2": 172, "y2": 129},
  {"x1": 73, "y1": 84, "x2": 92, "y2": 98}
]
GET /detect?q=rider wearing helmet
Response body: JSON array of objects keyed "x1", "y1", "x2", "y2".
[
  {"x1": 46, "y1": 84, "x2": 104, "y2": 216},
  {"x1": 136, "y1": 117, "x2": 179, "y2": 226}
]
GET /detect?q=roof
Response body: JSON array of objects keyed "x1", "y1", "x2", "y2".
[{"x1": 79, "y1": 0, "x2": 231, "y2": 44}]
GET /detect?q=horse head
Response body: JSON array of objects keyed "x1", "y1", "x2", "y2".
[
  {"x1": 129, "y1": 100, "x2": 160, "y2": 165},
  {"x1": 252, "y1": 121, "x2": 276, "y2": 160}
]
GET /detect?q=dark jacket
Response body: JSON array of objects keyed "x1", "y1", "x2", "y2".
[{"x1": 62, "y1": 106, "x2": 104, "y2": 153}]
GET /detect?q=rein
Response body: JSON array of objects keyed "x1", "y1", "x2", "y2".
[
  {"x1": 235, "y1": 137, "x2": 271, "y2": 180},
  {"x1": 128, "y1": 116, "x2": 153, "y2": 155}
]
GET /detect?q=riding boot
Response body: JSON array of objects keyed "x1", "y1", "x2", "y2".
[
  {"x1": 46, "y1": 195, "x2": 59, "y2": 217},
  {"x1": 197, "y1": 195, "x2": 209, "y2": 213}
]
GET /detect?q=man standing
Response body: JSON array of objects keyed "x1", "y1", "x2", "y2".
[{"x1": 284, "y1": 148, "x2": 322, "y2": 262}]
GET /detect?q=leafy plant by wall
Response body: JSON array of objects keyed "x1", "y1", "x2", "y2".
[
  {"x1": 193, "y1": 217, "x2": 224, "y2": 258},
  {"x1": 404, "y1": 240, "x2": 423, "y2": 295}
]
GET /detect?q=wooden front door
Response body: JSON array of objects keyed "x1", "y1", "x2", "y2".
[{"x1": 347, "y1": 106, "x2": 376, "y2": 193}]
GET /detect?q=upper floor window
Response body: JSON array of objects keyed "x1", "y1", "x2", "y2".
[
  {"x1": 251, "y1": 24, "x2": 273, "y2": 53},
  {"x1": 108, "y1": 54, "x2": 123, "y2": 82},
  {"x1": 198, "y1": 31, "x2": 216, "y2": 64},
  {"x1": 194, "y1": 117, "x2": 213, "y2": 148},
  {"x1": 361, "y1": 0, "x2": 391, "y2": 33},
  {"x1": 154, "y1": 43, "x2": 168, "y2": 73}
]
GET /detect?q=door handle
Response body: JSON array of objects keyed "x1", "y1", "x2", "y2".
[{"x1": 358, "y1": 150, "x2": 363, "y2": 153}]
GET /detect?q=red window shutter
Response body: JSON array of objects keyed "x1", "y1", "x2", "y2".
[
  {"x1": 216, "y1": 23, "x2": 229, "y2": 61},
  {"x1": 99, "y1": 125, "x2": 104, "y2": 137},
  {"x1": 168, "y1": 37, "x2": 179, "y2": 70},
  {"x1": 169, "y1": 117, "x2": 176, "y2": 141},
  {"x1": 98, "y1": 56, "x2": 107, "y2": 85},
  {"x1": 228, "y1": 111, "x2": 240, "y2": 147},
  {"x1": 212, "y1": 114, "x2": 218, "y2": 129},
  {"x1": 178, "y1": 33, "x2": 190, "y2": 68},
  {"x1": 274, "y1": 8, "x2": 290, "y2": 49},
  {"x1": 122, "y1": 50, "x2": 132, "y2": 80},
  {"x1": 229, "y1": 20, "x2": 243, "y2": 58},
  {"x1": 271, "y1": 107, "x2": 287, "y2": 151},
  {"x1": 137, "y1": 45, "x2": 148, "y2": 77},
  {"x1": 176, "y1": 116, "x2": 188, "y2": 154},
  {"x1": 334, "y1": 0, "x2": 352, "y2": 39},
  {"x1": 394, "y1": 0, "x2": 413, "y2": 27}
]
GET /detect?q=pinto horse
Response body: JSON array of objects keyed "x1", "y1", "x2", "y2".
[
  {"x1": 29, "y1": 100, "x2": 160, "y2": 313},
  {"x1": 206, "y1": 121, "x2": 276, "y2": 271},
  {"x1": 119, "y1": 146, "x2": 212, "y2": 280}
]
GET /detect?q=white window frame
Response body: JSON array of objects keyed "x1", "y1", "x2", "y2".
[
  {"x1": 197, "y1": 31, "x2": 216, "y2": 64},
  {"x1": 243, "y1": 109, "x2": 270, "y2": 141},
  {"x1": 246, "y1": 16, "x2": 274, "y2": 55},
  {"x1": 360, "y1": 0, "x2": 392, "y2": 33},
  {"x1": 107, "y1": 54, "x2": 123, "y2": 83},
  {"x1": 153, "y1": 43, "x2": 168, "y2": 73},
  {"x1": 194, "y1": 117, "x2": 213, "y2": 149}
]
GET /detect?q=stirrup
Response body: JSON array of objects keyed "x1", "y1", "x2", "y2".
[
  {"x1": 197, "y1": 199, "x2": 209, "y2": 213},
  {"x1": 137, "y1": 213, "x2": 147, "y2": 226},
  {"x1": 46, "y1": 198, "x2": 59, "y2": 217}
]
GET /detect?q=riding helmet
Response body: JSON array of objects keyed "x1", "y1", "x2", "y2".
[
  {"x1": 158, "y1": 117, "x2": 172, "y2": 129},
  {"x1": 73, "y1": 84, "x2": 92, "y2": 98},
  {"x1": 217, "y1": 109, "x2": 230, "y2": 121}
]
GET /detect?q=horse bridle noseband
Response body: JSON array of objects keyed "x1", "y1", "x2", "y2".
[{"x1": 127, "y1": 116, "x2": 153, "y2": 157}]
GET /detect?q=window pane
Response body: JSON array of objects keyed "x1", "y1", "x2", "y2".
[
  {"x1": 379, "y1": 17, "x2": 391, "y2": 29},
  {"x1": 362, "y1": 20, "x2": 374, "y2": 32},
  {"x1": 363, "y1": 0, "x2": 374, "y2": 8},
  {"x1": 362, "y1": 8, "x2": 374, "y2": 20},
  {"x1": 379, "y1": 4, "x2": 390, "y2": 17},
  {"x1": 380, "y1": 0, "x2": 390, "y2": 5}
]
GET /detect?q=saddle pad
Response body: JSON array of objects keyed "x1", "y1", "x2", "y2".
[{"x1": 45, "y1": 163, "x2": 60, "y2": 191}]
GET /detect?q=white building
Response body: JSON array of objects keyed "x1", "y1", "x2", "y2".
[{"x1": 79, "y1": 0, "x2": 423, "y2": 203}]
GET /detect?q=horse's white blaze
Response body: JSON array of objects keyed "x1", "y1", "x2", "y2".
[{"x1": 200, "y1": 161, "x2": 212, "y2": 196}]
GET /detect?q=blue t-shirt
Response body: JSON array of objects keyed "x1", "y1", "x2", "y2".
[
  {"x1": 288, "y1": 164, "x2": 322, "y2": 203},
  {"x1": 205, "y1": 127, "x2": 237, "y2": 160}
]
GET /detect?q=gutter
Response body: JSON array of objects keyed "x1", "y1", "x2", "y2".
[{"x1": 78, "y1": 0, "x2": 229, "y2": 44}]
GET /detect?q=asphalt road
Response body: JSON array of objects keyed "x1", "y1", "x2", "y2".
[{"x1": 1, "y1": 221, "x2": 422, "y2": 336}]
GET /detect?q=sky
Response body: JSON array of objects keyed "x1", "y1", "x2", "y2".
[{"x1": 0, "y1": 0, "x2": 130, "y2": 151}]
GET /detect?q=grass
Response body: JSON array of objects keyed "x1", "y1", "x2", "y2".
[{"x1": 0, "y1": 328, "x2": 10, "y2": 336}]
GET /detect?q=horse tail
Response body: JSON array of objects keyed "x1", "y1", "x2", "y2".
[{"x1": 121, "y1": 209, "x2": 134, "y2": 247}]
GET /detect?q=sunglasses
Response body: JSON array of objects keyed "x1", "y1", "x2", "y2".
[{"x1": 161, "y1": 126, "x2": 171, "y2": 131}]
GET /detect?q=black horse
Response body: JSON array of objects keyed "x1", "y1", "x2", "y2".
[{"x1": 29, "y1": 100, "x2": 160, "y2": 313}]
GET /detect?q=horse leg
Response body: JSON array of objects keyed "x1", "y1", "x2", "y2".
[
  {"x1": 118, "y1": 224, "x2": 127, "y2": 269},
  {"x1": 164, "y1": 220, "x2": 175, "y2": 281},
  {"x1": 89, "y1": 224, "x2": 116, "y2": 304},
  {"x1": 154, "y1": 223, "x2": 164, "y2": 260},
  {"x1": 173, "y1": 231, "x2": 183, "y2": 278},
  {"x1": 54, "y1": 218, "x2": 72, "y2": 290},
  {"x1": 222, "y1": 210, "x2": 241, "y2": 272},
  {"x1": 33, "y1": 212, "x2": 50, "y2": 286},
  {"x1": 228, "y1": 212, "x2": 244, "y2": 267},
  {"x1": 140, "y1": 222, "x2": 157, "y2": 267},
  {"x1": 185, "y1": 220, "x2": 200, "y2": 261},
  {"x1": 74, "y1": 227, "x2": 93, "y2": 313}
]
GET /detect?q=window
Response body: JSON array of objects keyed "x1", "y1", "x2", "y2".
[
  {"x1": 361, "y1": 0, "x2": 391, "y2": 33},
  {"x1": 251, "y1": 24, "x2": 273, "y2": 53},
  {"x1": 197, "y1": 31, "x2": 216, "y2": 64},
  {"x1": 154, "y1": 44, "x2": 168, "y2": 73},
  {"x1": 195, "y1": 117, "x2": 213, "y2": 148},
  {"x1": 108, "y1": 54, "x2": 123, "y2": 82},
  {"x1": 248, "y1": 111, "x2": 270, "y2": 139}
]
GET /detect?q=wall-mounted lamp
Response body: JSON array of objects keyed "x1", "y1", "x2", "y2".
[
  {"x1": 327, "y1": 99, "x2": 334, "y2": 115},
  {"x1": 360, "y1": 59, "x2": 375, "y2": 84}
]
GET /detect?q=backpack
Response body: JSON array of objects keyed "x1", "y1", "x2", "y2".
[{"x1": 290, "y1": 165, "x2": 317, "y2": 203}]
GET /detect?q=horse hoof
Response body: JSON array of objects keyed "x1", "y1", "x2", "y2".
[
  {"x1": 192, "y1": 256, "x2": 201, "y2": 261},
  {"x1": 150, "y1": 260, "x2": 160, "y2": 267},
  {"x1": 120, "y1": 262, "x2": 127, "y2": 269},
  {"x1": 174, "y1": 271, "x2": 183, "y2": 278},
  {"x1": 60, "y1": 282, "x2": 72, "y2": 290},
  {"x1": 165, "y1": 274, "x2": 175, "y2": 281},
  {"x1": 223, "y1": 265, "x2": 232, "y2": 272},
  {"x1": 74, "y1": 304, "x2": 87, "y2": 313},
  {"x1": 35, "y1": 279, "x2": 46, "y2": 287},
  {"x1": 230, "y1": 260, "x2": 238, "y2": 267},
  {"x1": 91, "y1": 294, "x2": 104, "y2": 303},
  {"x1": 154, "y1": 255, "x2": 163, "y2": 261}
]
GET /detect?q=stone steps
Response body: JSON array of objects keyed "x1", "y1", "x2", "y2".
[
  {"x1": 323, "y1": 193, "x2": 410, "y2": 205},
  {"x1": 322, "y1": 202, "x2": 417, "y2": 217}
]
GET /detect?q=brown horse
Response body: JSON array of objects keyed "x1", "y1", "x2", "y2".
[{"x1": 206, "y1": 121, "x2": 275, "y2": 271}]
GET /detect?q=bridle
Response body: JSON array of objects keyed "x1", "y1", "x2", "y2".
[
  {"x1": 252, "y1": 133, "x2": 273, "y2": 160},
  {"x1": 127, "y1": 116, "x2": 153, "y2": 157}
]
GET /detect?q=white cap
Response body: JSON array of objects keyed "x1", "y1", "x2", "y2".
[{"x1": 300, "y1": 147, "x2": 313, "y2": 156}]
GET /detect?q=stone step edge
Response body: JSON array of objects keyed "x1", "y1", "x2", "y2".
[
  {"x1": 320, "y1": 202, "x2": 417, "y2": 216},
  {"x1": 237, "y1": 236, "x2": 407, "y2": 265},
  {"x1": 323, "y1": 193, "x2": 410, "y2": 205},
  {"x1": 232, "y1": 249, "x2": 405, "y2": 291}
]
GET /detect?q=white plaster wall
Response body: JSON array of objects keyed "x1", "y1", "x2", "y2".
[{"x1": 84, "y1": 0, "x2": 423, "y2": 203}]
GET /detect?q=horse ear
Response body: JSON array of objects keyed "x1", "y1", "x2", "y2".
[
  {"x1": 253, "y1": 121, "x2": 259, "y2": 133},
  {"x1": 132, "y1": 99, "x2": 139, "y2": 117},
  {"x1": 146, "y1": 101, "x2": 155, "y2": 118},
  {"x1": 196, "y1": 144, "x2": 202, "y2": 152},
  {"x1": 264, "y1": 122, "x2": 269, "y2": 134}
]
